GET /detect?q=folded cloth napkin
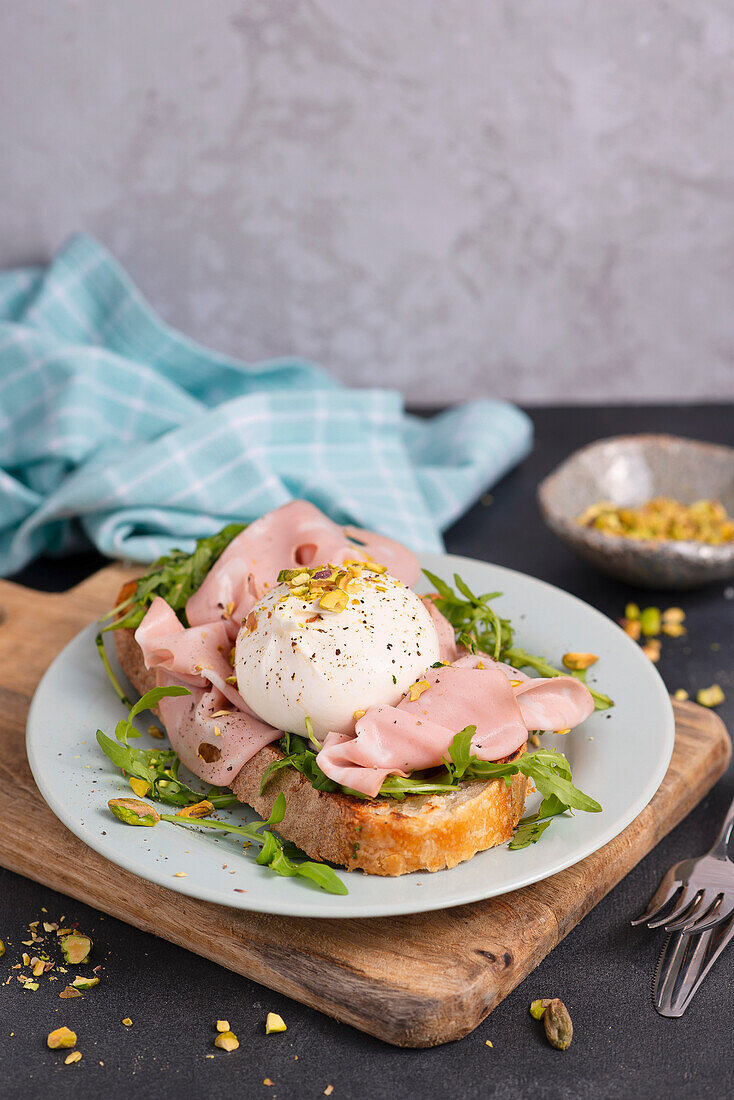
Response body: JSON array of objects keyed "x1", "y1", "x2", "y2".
[{"x1": 0, "y1": 234, "x2": 532, "y2": 574}]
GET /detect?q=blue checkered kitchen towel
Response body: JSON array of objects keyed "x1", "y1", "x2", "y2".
[{"x1": 0, "y1": 234, "x2": 532, "y2": 575}]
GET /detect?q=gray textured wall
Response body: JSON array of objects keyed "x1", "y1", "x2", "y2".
[{"x1": 2, "y1": 0, "x2": 733, "y2": 405}]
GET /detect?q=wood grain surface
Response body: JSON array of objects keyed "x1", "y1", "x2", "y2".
[{"x1": 0, "y1": 565, "x2": 730, "y2": 1048}]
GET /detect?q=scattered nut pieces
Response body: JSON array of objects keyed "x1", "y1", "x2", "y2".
[
  {"x1": 641, "y1": 640, "x2": 661, "y2": 663},
  {"x1": 265, "y1": 1012, "x2": 287, "y2": 1034},
  {"x1": 621, "y1": 618, "x2": 641, "y2": 640},
  {"x1": 640, "y1": 607, "x2": 661, "y2": 637},
  {"x1": 673, "y1": 689, "x2": 689, "y2": 702},
  {"x1": 544, "y1": 998, "x2": 573, "y2": 1051},
  {"x1": 324, "y1": 1087, "x2": 334, "y2": 1097},
  {"x1": 108, "y1": 798, "x2": 160, "y2": 827},
  {"x1": 662, "y1": 607, "x2": 685, "y2": 625},
  {"x1": 530, "y1": 998, "x2": 573, "y2": 1050},
  {"x1": 59, "y1": 986, "x2": 83, "y2": 999},
  {"x1": 408, "y1": 680, "x2": 430, "y2": 702},
  {"x1": 47, "y1": 1026, "x2": 77, "y2": 1049},
  {"x1": 562, "y1": 652, "x2": 598, "y2": 671},
  {"x1": 214, "y1": 1030, "x2": 239, "y2": 1052},
  {"x1": 697, "y1": 684, "x2": 725, "y2": 709},
  {"x1": 64, "y1": 1051, "x2": 82, "y2": 1065},
  {"x1": 625, "y1": 603, "x2": 640, "y2": 621},
  {"x1": 176, "y1": 800, "x2": 215, "y2": 819},
  {"x1": 216, "y1": 1020, "x2": 230, "y2": 1032},
  {"x1": 72, "y1": 976, "x2": 99, "y2": 990},
  {"x1": 485, "y1": 1040, "x2": 493, "y2": 1048},
  {"x1": 0, "y1": 938, "x2": 5, "y2": 958},
  {"x1": 122, "y1": 1017, "x2": 133, "y2": 1027},
  {"x1": 61, "y1": 934, "x2": 92, "y2": 966},
  {"x1": 661, "y1": 622, "x2": 686, "y2": 638},
  {"x1": 128, "y1": 777, "x2": 150, "y2": 798}
]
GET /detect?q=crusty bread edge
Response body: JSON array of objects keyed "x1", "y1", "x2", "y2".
[{"x1": 112, "y1": 585, "x2": 527, "y2": 876}]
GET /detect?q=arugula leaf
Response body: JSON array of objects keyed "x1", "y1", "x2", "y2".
[
  {"x1": 447, "y1": 725, "x2": 476, "y2": 779},
  {"x1": 259, "y1": 734, "x2": 339, "y2": 796},
  {"x1": 103, "y1": 523, "x2": 246, "y2": 632},
  {"x1": 423, "y1": 570, "x2": 614, "y2": 713},
  {"x1": 509, "y1": 818, "x2": 552, "y2": 849},
  {"x1": 162, "y1": 807, "x2": 348, "y2": 895},
  {"x1": 97, "y1": 687, "x2": 238, "y2": 810}
]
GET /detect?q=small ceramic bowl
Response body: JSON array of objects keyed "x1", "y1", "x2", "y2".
[{"x1": 537, "y1": 434, "x2": 734, "y2": 589}]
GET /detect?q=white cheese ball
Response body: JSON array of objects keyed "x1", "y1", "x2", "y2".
[{"x1": 234, "y1": 569, "x2": 440, "y2": 740}]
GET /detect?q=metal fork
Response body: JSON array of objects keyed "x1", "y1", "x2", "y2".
[{"x1": 632, "y1": 793, "x2": 734, "y2": 936}]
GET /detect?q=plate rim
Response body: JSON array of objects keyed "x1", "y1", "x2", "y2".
[{"x1": 26, "y1": 551, "x2": 675, "y2": 919}]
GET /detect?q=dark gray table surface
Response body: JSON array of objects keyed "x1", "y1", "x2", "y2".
[{"x1": 2, "y1": 404, "x2": 732, "y2": 1100}]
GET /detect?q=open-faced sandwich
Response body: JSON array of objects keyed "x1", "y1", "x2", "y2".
[{"x1": 101, "y1": 501, "x2": 607, "y2": 880}]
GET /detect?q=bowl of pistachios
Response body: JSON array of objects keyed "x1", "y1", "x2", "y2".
[{"x1": 537, "y1": 434, "x2": 734, "y2": 588}]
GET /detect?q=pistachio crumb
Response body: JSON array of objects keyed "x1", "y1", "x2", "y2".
[
  {"x1": 265, "y1": 1012, "x2": 287, "y2": 1034},
  {"x1": 697, "y1": 684, "x2": 725, "y2": 708},
  {"x1": 216, "y1": 1020, "x2": 230, "y2": 1032},
  {"x1": 47, "y1": 1026, "x2": 77, "y2": 1049},
  {"x1": 485, "y1": 1040, "x2": 493, "y2": 1048},
  {"x1": 64, "y1": 1051, "x2": 82, "y2": 1065},
  {"x1": 673, "y1": 689, "x2": 689, "y2": 702},
  {"x1": 214, "y1": 1030, "x2": 239, "y2": 1052},
  {"x1": 122, "y1": 1017, "x2": 133, "y2": 1027}
]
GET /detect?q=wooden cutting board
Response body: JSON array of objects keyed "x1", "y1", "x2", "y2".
[{"x1": 0, "y1": 565, "x2": 730, "y2": 1048}]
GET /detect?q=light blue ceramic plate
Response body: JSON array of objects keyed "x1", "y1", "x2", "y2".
[{"x1": 26, "y1": 552, "x2": 674, "y2": 919}]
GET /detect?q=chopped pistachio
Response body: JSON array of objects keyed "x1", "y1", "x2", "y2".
[
  {"x1": 0, "y1": 939, "x2": 4, "y2": 958},
  {"x1": 640, "y1": 607, "x2": 661, "y2": 637},
  {"x1": 32, "y1": 960, "x2": 45, "y2": 978},
  {"x1": 408, "y1": 680, "x2": 430, "y2": 702},
  {"x1": 621, "y1": 618, "x2": 641, "y2": 640},
  {"x1": 319, "y1": 589, "x2": 348, "y2": 613},
  {"x1": 641, "y1": 639, "x2": 661, "y2": 662},
  {"x1": 216, "y1": 1019, "x2": 230, "y2": 1032},
  {"x1": 530, "y1": 999, "x2": 551, "y2": 1020},
  {"x1": 673, "y1": 689, "x2": 689, "y2": 702},
  {"x1": 214, "y1": 1030, "x2": 239, "y2": 1052},
  {"x1": 265, "y1": 1012, "x2": 287, "y2": 1034},
  {"x1": 128, "y1": 776, "x2": 150, "y2": 798},
  {"x1": 108, "y1": 798, "x2": 160, "y2": 827},
  {"x1": 625, "y1": 603, "x2": 640, "y2": 621},
  {"x1": 64, "y1": 1051, "x2": 82, "y2": 1065},
  {"x1": 22, "y1": 952, "x2": 30, "y2": 966},
  {"x1": 562, "y1": 652, "x2": 598, "y2": 671},
  {"x1": 662, "y1": 607, "x2": 685, "y2": 624},
  {"x1": 122, "y1": 1017, "x2": 133, "y2": 1026},
  {"x1": 59, "y1": 986, "x2": 83, "y2": 999},
  {"x1": 697, "y1": 684, "x2": 725, "y2": 708},
  {"x1": 148, "y1": 724, "x2": 165, "y2": 739},
  {"x1": 72, "y1": 976, "x2": 99, "y2": 990},
  {"x1": 61, "y1": 934, "x2": 92, "y2": 966},
  {"x1": 544, "y1": 998, "x2": 573, "y2": 1051},
  {"x1": 485, "y1": 1040, "x2": 493, "y2": 1048},
  {"x1": 176, "y1": 800, "x2": 215, "y2": 819},
  {"x1": 47, "y1": 1026, "x2": 77, "y2": 1049}
]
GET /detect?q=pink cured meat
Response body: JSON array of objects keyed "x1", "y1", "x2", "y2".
[
  {"x1": 186, "y1": 500, "x2": 421, "y2": 641},
  {"x1": 155, "y1": 672, "x2": 280, "y2": 787},
  {"x1": 316, "y1": 667, "x2": 530, "y2": 796},
  {"x1": 421, "y1": 598, "x2": 458, "y2": 663},
  {"x1": 451, "y1": 651, "x2": 594, "y2": 730},
  {"x1": 134, "y1": 597, "x2": 232, "y2": 687}
]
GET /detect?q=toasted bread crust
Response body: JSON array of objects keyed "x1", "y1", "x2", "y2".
[{"x1": 113, "y1": 587, "x2": 527, "y2": 875}]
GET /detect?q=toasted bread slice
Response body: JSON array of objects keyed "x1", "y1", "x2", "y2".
[{"x1": 113, "y1": 585, "x2": 527, "y2": 875}]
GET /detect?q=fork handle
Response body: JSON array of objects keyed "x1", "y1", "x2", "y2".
[{"x1": 710, "y1": 794, "x2": 734, "y2": 858}]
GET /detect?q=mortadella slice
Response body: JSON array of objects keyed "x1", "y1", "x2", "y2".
[
  {"x1": 186, "y1": 500, "x2": 421, "y2": 640},
  {"x1": 421, "y1": 597, "x2": 458, "y2": 663},
  {"x1": 134, "y1": 596, "x2": 232, "y2": 687},
  {"x1": 156, "y1": 672, "x2": 281, "y2": 787},
  {"x1": 398, "y1": 666, "x2": 529, "y2": 761}
]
